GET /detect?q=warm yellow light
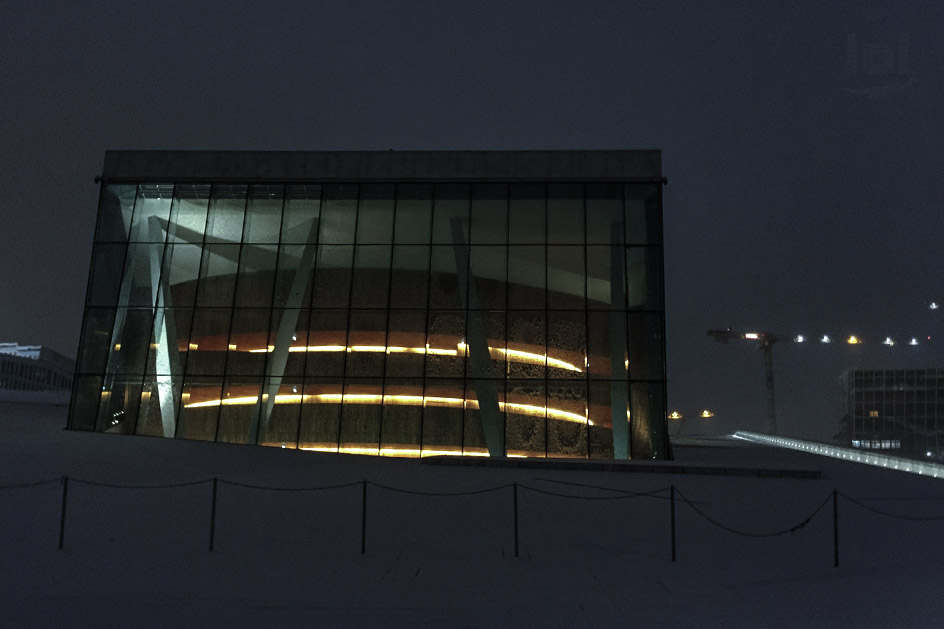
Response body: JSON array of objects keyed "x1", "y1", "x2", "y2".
[
  {"x1": 743, "y1": 333, "x2": 759, "y2": 340},
  {"x1": 668, "y1": 411, "x2": 683, "y2": 420},
  {"x1": 700, "y1": 410, "x2": 715, "y2": 418},
  {"x1": 114, "y1": 343, "x2": 121, "y2": 351},
  {"x1": 847, "y1": 335, "x2": 860, "y2": 345},
  {"x1": 188, "y1": 343, "x2": 199, "y2": 350},
  {"x1": 228, "y1": 344, "x2": 237, "y2": 350}
]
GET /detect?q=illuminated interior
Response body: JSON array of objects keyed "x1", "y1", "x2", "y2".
[{"x1": 69, "y1": 174, "x2": 667, "y2": 460}]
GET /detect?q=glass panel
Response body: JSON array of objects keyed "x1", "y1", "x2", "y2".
[
  {"x1": 217, "y1": 377, "x2": 260, "y2": 444},
  {"x1": 506, "y1": 379, "x2": 545, "y2": 457},
  {"x1": 625, "y1": 183, "x2": 662, "y2": 245},
  {"x1": 628, "y1": 312, "x2": 664, "y2": 381},
  {"x1": 319, "y1": 184, "x2": 357, "y2": 244},
  {"x1": 394, "y1": 184, "x2": 432, "y2": 244},
  {"x1": 547, "y1": 379, "x2": 588, "y2": 457},
  {"x1": 588, "y1": 381, "x2": 616, "y2": 459},
  {"x1": 351, "y1": 245, "x2": 391, "y2": 308},
  {"x1": 339, "y1": 378, "x2": 383, "y2": 452},
  {"x1": 298, "y1": 378, "x2": 343, "y2": 451},
  {"x1": 177, "y1": 378, "x2": 222, "y2": 441},
  {"x1": 103, "y1": 308, "x2": 153, "y2": 375},
  {"x1": 462, "y1": 381, "x2": 495, "y2": 456},
  {"x1": 195, "y1": 244, "x2": 240, "y2": 308},
  {"x1": 272, "y1": 245, "x2": 313, "y2": 310},
  {"x1": 270, "y1": 308, "x2": 309, "y2": 377},
  {"x1": 225, "y1": 309, "x2": 273, "y2": 376},
  {"x1": 166, "y1": 184, "x2": 210, "y2": 244},
  {"x1": 135, "y1": 374, "x2": 169, "y2": 437},
  {"x1": 631, "y1": 382, "x2": 666, "y2": 459},
  {"x1": 258, "y1": 379, "x2": 302, "y2": 448},
  {"x1": 426, "y1": 311, "x2": 465, "y2": 378},
  {"x1": 547, "y1": 246, "x2": 585, "y2": 310},
  {"x1": 243, "y1": 185, "x2": 284, "y2": 244},
  {"x1": 304, "y1": 309, "x2": 348, "y2": 377},
  {"x1": 233, "y1": 245, "x2": 278, "y2": 308},
  {"x1": 184, "y1": 309, "x2": 232, "y2": 375},
  {"x1": 87, "y1": 243, "x2": 128, "y2": 308},
  {"x1": 311, "y1": 245, "x2": 353, "y2": 308},
  {"x1": 470, "y1": 246, "x2": 506, "y2": 309},
  {"x1": 431, "y1": 184, "x2": 470, "y2": 244},
  {"x1": 386, "y1": 310, "x2": 427, "y2": 378},
  {"x1": 586, "y1": 245, "x2": 621, "y2": 310},
  {"x1": 508, "y1": 245, "x2": 545, "y2": 310},
  {"x1": 75, "y1": 308, "x2": 116, "y2": 375},
  {"x1": 470, "y1": 184, "x2": 507, "y2": 245},
  {"x1": 94, "y1": 184, "x2": 136, "y2": 243},
  {"x1": 117, "y1": 243, "x2": 163, "y2": 307},
  {"x1": 162, "y1": 244, "x2": 203, "y2": 309},
  {"x1": 143, "y1": 307, "x2": 192, "y2": 377},
  {"x1": 586, "y1": 184, "x2": 623, "y2": 245},
  {"x1": 68, "y1": 375, "x2": 103, "y2": 431},
  {"x1": 421, "y1": 378, "x2": 464, "y2": 454},
  {"x1": 429, "y1": 245, "x2": 463, "y2": 309},
  {"x1": 356, "y1": 184, "x2": 395, "y2": 244},
  {"x1": 547, "y1": 311, "x2": 586, "y2": 379},
  {"x1": 205, "y1": 185, "x2": 247, "y2": 244},
  {"x1": 96, "y1": 375, "x2": 142, "y2": 434},
  {"x1": 586, "y1": 311, "x2": 621, "y2": 379},
  {"x1": 507, "y1": 311, "x2": 545, "y2": 379},
  {"x1": 129, "y1": 185, "x2": 173, "y2": 242},
  {"x1": 509, "y1": 184, "x2": 545, "y2": 245},
  {"x1": 547, "y1": 184, "x2": 583, "y2": 245},
  {"x1": 390, "y1": 245, "x2": 429, "y2": 309},
  {"x1": 345, "y1": 310, "x2": 387, "y2": 377},
  {"x1": 626, "y1": 246, "x2": 663, "y2": 311},
  {"x1": 282, "y1": 185, "x2": 322, "y2": 244},
  {"x1": 380, "y1": 378, "x2": 423, "y2": 453}
]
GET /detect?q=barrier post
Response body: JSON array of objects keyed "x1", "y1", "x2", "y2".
[
  {"x1": 513, "y1": 482, "x2": 519, "y2": 558},
  {"x1": 832, "y1": 490, "x2": 839, "y2": 567},
  {"x1": 58, "y1": 476, "x2": 69, "y2": 550},
  {"x1": 209, "y1": 478, "x2": 218, "y2": 552},
  {"x1": 670, "y1": 485, "x2": 676, "y2": 562},
  {"x1": 361, "y1": 480, "x2": 367, "y2": 554}
]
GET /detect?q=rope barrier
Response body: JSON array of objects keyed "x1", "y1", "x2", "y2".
[
  {"x1": 68, "y1": 478, "x2": 212, "y2": 490},
  {"x1": 676, "y1": 488, "x2": 833, "y2": 538},
  {"x1": 366, "y1": 481, "x2": 514, "y2": 496},
  {"x1": 518, "y1": 483, "x2": 668, "y2": 501},
  {"x1": 838, "y1": 492, "x2": 944, "y2": 521},
  {"x1": 531, "y1": 478, "x2": 674, "y2": 499},
  {"x1": 219, "y1": 479, "x2": 363, "y2": 492},
  {"x1": 0, "y1": 477, "x2": 62, "y2": 490}
]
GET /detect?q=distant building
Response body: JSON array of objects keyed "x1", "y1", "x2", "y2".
[
  {"x1": 69, "y1": 150, "x2": 669, "y2": 460},
  {"x1": 840, "y1": 368, "x2": 944, "y2": 460},
  {"x1": 0, "y1": 343, "x2": 75, "y2": 405}
]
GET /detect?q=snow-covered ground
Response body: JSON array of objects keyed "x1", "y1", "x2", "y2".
[{"x1": 3, "y1": 401, "x2": 944, "y2": 628}]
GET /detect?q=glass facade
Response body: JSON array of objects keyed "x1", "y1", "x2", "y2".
[{"x1": 70, "y1": 158, "x2": 668, "y2": 459}]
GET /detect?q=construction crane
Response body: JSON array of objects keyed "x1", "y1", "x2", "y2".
[{"x1": 707, "y1": 328, "x2": 781, "y2": 435}]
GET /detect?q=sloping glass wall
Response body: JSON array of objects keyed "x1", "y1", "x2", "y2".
[{"x1": 70, "y1": 181, "x2": 667, "y2": 459}]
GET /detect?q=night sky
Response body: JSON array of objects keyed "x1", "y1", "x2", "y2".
[{"x1": 3, "y1": 2, "x2": 942, "y2": 439}]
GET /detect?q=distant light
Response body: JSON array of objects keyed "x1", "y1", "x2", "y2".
[
  {"x1": 794, "y1": 335, "x2": 805, "y2": 343},
  {"x1": 847, "y1": 335, "x2": 860, "y2": 345},
  {"x1": 910, "y1": 338, "x2": 919, "y2": 346},
  {"x1": 931, "y1": 302, "x2": 940, "y2": 310},
  {"x1": 927, "y1": 451, "x2": 933, "y2": 457},
  {"x1": 668, "y1": 411, "x2": 683, "y2": 420},
  {"x1": 821, "y1": 335, "x2": 831, "y2": 343},
  {"x1": 700, "y1": 410, "x2": 715, "y2": 418},
  {"x1": 744, "y1": 333, "x2": 760, "y2": 340},
  {"x1": 883, "y1": 337, "x2": 895, "y2": 346}
]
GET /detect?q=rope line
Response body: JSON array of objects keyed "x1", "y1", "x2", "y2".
[
  {"x1": 0, "y1": 478, "x2": 62, "y2": 490},
  {"x1": 531, "y1": 478, "x2": 673, "y2": 499},
  {"x1": 519, "y1": 483, "x2": 667, "y2": 501},
  {"x1": 69, "y1": 478, "x2": 212, "y2": 490},
  {"x1": 676, "y1": 488, "x2": 833, "y2": 538},
  {"x1": 838, "y1": 492, "x2": 944, "y2": 521},
  {"x1": 220, "y1": 479, "x2": 363, "y2": 492},
  {"x1": 367, "y1": 481, "x2": 514, "y2": 496}
]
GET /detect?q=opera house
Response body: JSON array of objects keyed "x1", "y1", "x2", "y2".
[{"x1": 68, "y1": 150, "x2": 668, "y2": 459}]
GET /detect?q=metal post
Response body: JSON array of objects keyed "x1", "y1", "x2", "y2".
[
  {"x1": 832, "y1": 490, "x2": 839, "y2": 567},
  {"x1": 670, "y1": 485, "x2": 676, "y2": 562},
  {"x1": 361, "y1": 480, "x2": 367, "y2": 554},
  {"x1": 513, "y1": 482, "x2": 519, "y2": 558},
  {"x1": 209, "y1": 478, "x2": 218, "y2": 552},
  {"x1": 58, "y1": 476, "x2": 69, "y2": 550}
]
